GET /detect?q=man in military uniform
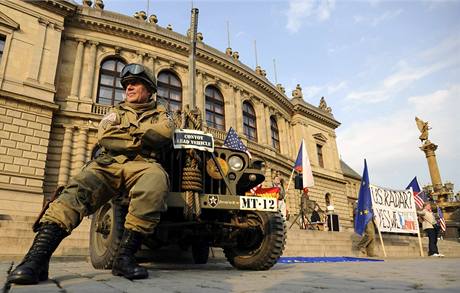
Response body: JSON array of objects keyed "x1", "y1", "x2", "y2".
[{"x1": 8, "y1": 63, "x2": 174, "y2": 284}]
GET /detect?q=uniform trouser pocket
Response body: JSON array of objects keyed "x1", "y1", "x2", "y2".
[
  {"x1": 40, "y1": 163, "x2": 118, "y2": 233},
  {"x1": 123, "y1": 161, "x2": 169, "y2": 234}
]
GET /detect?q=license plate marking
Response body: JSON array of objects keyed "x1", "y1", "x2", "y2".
[{"x1": 240, "y1": 196, "x2": 277, "y2": 212}]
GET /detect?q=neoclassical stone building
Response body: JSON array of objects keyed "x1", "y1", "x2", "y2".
[{"x1": 0, "y1": 0, "x2": 361, "y2": 250}]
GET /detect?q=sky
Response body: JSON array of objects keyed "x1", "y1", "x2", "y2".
[{"x1": 103, "y1": 0, "x2": 460, "y2": 191}]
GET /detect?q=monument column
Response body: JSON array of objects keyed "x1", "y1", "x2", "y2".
[{"x1": 420, "y1": 141, "x2": 443, "y2": 193}]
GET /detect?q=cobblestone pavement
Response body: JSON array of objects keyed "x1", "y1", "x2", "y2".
[{"x1": 1, "y1": 258, "x2": 459, "y2": 292}]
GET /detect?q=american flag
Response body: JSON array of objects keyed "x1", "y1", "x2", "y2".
[
  {"x1": 437, "y1": 206, "x2": 447, "y2": 232},
  {"x1": 406, "y1": 177, "x2": 427, "y2": 209},
  {"x1": 223, "y1": 127, "x2": 252, "y2": 158}
]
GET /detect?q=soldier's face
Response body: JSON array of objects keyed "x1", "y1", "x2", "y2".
[{"x1": 125, "y1": 81, "x2": 151, "y2": 103}]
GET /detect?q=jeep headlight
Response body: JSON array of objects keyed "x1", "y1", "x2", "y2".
[{"x1": 228, "y1": 155, "x2": 244, "y2": 171}]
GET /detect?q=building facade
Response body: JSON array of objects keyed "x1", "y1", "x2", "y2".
[{"x1": 0, "y1": 0, "x2": 360, "y2": 236}]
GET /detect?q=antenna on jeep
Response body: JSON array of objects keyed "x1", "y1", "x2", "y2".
[{"x1": 188, "y1": 7, "x2": 199, "y2": 110}]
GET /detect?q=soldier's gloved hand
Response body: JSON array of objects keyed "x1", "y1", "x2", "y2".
[{"x1": 142, "y1": 129, "x2": 171, "y2": 152}]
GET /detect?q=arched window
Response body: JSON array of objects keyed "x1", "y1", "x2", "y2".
[
  {"x1": 243, "y1": 101, "x2": 257, "y2": 141},
  {"x1": 270, "y1": 116, "x2": 280, "y2": 151},
  {"x1": 157, "y1": 71, "x2": 182, "y2": 112},
  {"x1": 97, "y1": 58, "x2": 126, "y2": 105},
  {"x1": 205, "y1": 86, "x2": 225, "y2": 130}
]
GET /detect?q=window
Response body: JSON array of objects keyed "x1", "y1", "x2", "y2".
[
  {"x1": 243, "y1": 101, "x2": 257, "y2": 141},
  {"x1": 270, "y1": 116, "x2": 280, "y2": 151},
  {"x1": 205, "y1": 86, "x2": 225, "y2": 130},
  {"x1": 97, "y1": 58, "x2": 126, "y2": 105},
  {"x1": 316, "y1": 144, "x2": 324, "y2": 168},
  {"x1": 157, "y1": 71, "x2": 182, "y2": 112},
  {"x1": 0, "y1": 36, "x2": 5, "y2": 61},
  {"x1": 325, "y1": 193, "x2": 332, "y2": 207}
]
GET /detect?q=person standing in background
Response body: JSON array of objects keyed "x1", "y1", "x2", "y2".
[{"x1": 417, "y1": 202, "x2": 444, "y2": 257}]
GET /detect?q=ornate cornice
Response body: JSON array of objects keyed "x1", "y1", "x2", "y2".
[
  {"x1": 66, "y1": 6, "x2": 294, "y2": 112},
  {"x1": 63, "y1": 5, "x2": 340, "y2": 129},
  {"x1": 28, "y1": 0, "x2": 77, "y2": 16},
  {"x1": 292, "y1": 98, "x2": 341, "y2": 129}
]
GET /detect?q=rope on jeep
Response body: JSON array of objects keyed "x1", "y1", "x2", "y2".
[{"x1": 181, "y1": 106, "x2": 203, "y2": 220}]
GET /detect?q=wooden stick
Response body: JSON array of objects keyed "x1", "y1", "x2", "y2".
[
  {"x1": 284, "y1": 169, "x2": 296, "y2": 199},
  {"x1": 376, "y1": 218, "x2": 387, "y2": 257},
  {"x1": 417, "y1": 225, "x2": 424, "y2": 257}
]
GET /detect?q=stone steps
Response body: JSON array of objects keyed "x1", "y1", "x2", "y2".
[
  {"x1": 284, "y1": 223, "x2": 460, "y2": 257},
  {"x1": 0, "y1": 215, "x2": 91, "y2": 260},
  {"x1": 2, "y1": 214, "x2": 460, "y2": 261}
]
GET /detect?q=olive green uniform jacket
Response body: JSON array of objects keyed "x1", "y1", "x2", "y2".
[{"x1": 41, "y1": 101, "x2": 174, "y2": 234}]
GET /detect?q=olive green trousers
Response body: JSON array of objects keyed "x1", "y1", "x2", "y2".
[
  {"x1": 356, "y1": 220, "x2": 376, "y2": 256},
  {"x1": 41, "y1": 158, "x2": 169, "y2": 234}
]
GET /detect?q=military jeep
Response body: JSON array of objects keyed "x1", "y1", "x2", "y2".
[{"x1": 89, "y1": 128, "x2": 286, "y2": 270}]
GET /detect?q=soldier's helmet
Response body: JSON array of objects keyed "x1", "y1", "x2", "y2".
[{"x1": 120, "y1": 63, "x2": 157, "y2": 93}]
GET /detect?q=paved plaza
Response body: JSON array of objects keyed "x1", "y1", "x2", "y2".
[{"x1": 1, "y1": 257, "x2": 459, "y2": 292}]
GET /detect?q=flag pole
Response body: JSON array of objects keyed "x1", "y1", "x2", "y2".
[
  {"x1": 417, "y1": 226, "x2": 424, "y2": 257},
  {"x1": 375, "y1": 216, "x2": 387, "y2": 257},
  {"x1": 284, "y1": 168, "x2": 296, "y2": 199}
]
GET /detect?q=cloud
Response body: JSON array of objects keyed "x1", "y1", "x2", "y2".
[
  {"x1": 285, "y1": 0, "x2": 336, "y2": 33},
  {"x1": 301, "y1": 81, "x2": 347, "y2": 99},
  {"x1": 354, "y1": 9, "x2": 403, "y2": 27},
  {"x1": 344, "y1": 35, "x2": 460, "y2": 105},
  {"x1": 338, "y1": 84, "x2": 460, "y2": 188}
]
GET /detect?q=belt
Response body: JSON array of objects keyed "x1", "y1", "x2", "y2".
[{"x1": 105, "y1": 148, "x2": 156, "y2": 160}]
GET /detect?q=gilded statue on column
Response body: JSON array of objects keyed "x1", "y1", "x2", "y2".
[{"x1": 415, "y1": 116, "x2": 430, "y2": 143}]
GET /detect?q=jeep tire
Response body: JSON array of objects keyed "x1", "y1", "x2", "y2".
[
  {"x1": 223, "y1": 211, "x2": 286, "y2": 270},
  {"x1": 89, "y1": 201, "x2": 126, "y2": 269}
]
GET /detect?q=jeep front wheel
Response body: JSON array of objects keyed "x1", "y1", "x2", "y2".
[
  {"x1": 223, "y1": 211, "x2": 286, "y2": 270},
  {"x1": 89, "y1": 201, "x2": 126, "y2": 269}
]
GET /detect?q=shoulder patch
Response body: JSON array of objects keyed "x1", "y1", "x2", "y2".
[{"x1": 99, "y1": 112, "x2": 118, "y2": 129}]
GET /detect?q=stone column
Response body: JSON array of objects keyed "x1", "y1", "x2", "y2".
[
  {"x1": 82, "y1": 41, "x2": 99, "y2": 101},
  {"x1": 235, "y1": 89, "x2": 243, "y2": 134},
  {"x1": 69, "y1": 39, "x2": 85, "y2": 98},
  {"x1": 420, "y1": 141, "x2": 443, "y2": 193},
  {"x1": 57, "y1": 126, "x2": 74, "y2": 186},
  {"x1": 71, "y1": 127, "x2": 89, "y2": 177},
  {"x1": 289, "y1": 122, "x2": 297, "y2": 159},
  {"x1": 279, "y1": 117, "x2": 288, "y2": 156},
  {"x1": 225, "y1": 84, "x2": 236, "y2": 130},
  {"x1": 255, "y1": 99, "x2": 266, "y2": 145},
  {"x1": 80, "y1": 41, "x2": 98, "y2": 101},
  {"x1": 265, "y1": 106, "x2": 272, "y2": 147},
  {"x1": 28, "y1": 18, "x2": 48, "y2": 81},
  {"x1": 196, "y1": 71, "x2": 205, "y2": 114},
  {"x1": 146, "y1": 54, "x2": 156, "y2": 76},
  {"x1": 137, "y1": 51, "x2": 146, "y2": 65}
]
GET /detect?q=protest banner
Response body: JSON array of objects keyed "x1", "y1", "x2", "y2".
[{"x1": 369, "y1": 184, "x2": 424, "y2": 256}]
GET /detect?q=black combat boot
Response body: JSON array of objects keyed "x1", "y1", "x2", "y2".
[
  {"x1": 112, "y1": 229, "x2": 148, "y2": 280},
  {"x1": 7, "y1": 223, "x2": 68, "y2": 285}
]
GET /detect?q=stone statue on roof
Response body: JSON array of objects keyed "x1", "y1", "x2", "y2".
[
  {"x1": 292, "y1": 84, "x2": 303, "y2": 99},
  {"x1": 319, "y1": 97, "x2": 332, "y2": 113}
]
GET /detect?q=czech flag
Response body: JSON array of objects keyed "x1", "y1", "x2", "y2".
[{"x1": 293, "y1": 139, "x2": 314, "y2": 188}]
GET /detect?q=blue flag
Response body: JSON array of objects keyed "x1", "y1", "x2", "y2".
[{"x1": 354, "y1": 159, "x2": 373, "y2": 236}]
